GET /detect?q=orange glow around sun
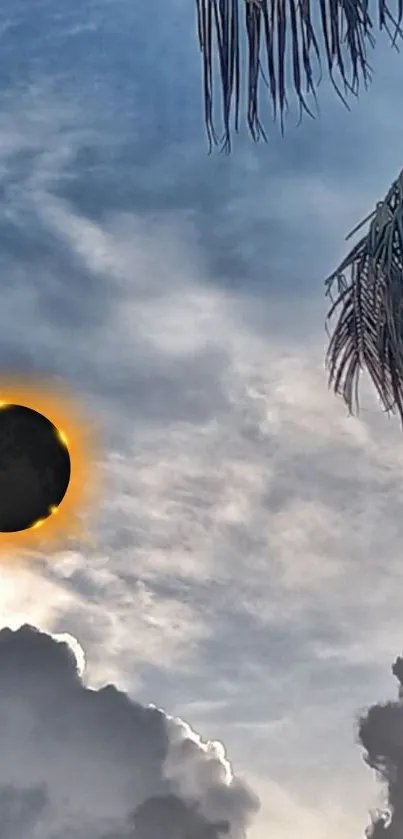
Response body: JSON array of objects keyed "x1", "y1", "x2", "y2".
[{"x1": 0, "y1": 375, "x2": 102, "y2": 558}]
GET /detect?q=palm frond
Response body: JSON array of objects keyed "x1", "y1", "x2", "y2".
[
  {"x1": 195, "y1": 0, "x2": 403, "y2": 151},
  {"x1": 325, "y1": 170, "x2": 403, "y2": 423}
]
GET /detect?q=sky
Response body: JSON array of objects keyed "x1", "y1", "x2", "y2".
[{"x1": 1, "y1": 0, "x2": 403, "y2": 837}]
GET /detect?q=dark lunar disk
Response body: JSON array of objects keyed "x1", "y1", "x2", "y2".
[{"x1": 0, "y1": 404, "x2": 71, "y2": 532}]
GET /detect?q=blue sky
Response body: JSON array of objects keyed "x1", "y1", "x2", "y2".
[{"x1": 1, "y1": 0, "x2": 403, "y2": 837}]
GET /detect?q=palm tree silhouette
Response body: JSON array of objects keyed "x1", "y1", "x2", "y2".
[{"x1": 195, "y1": 0, "x2": 403, "y2": 423}]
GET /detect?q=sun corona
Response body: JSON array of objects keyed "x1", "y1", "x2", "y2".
[{"x1": 0, "y1": 376, "x2": 101, "y2": 557}]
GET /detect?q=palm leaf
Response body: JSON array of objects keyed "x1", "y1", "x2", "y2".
[
  {"x1": 325, "y1": 170, "x2": 403, "y2": 423},
  {"x1": 195, "y1": 0, "x2": 403, "y2": 151}
]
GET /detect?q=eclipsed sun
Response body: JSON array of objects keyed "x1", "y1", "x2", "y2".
[{"x1": 0, "y1": 376, "x2": 101, "y2": 557}]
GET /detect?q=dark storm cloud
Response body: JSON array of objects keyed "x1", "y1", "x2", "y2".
[
  {"x1": 358, "y1": 655, "x2": 403, "y2": 838},
  {"x1": 0, "y1": 784, "x2": 48, "y2": 839},
  {"x1": 132, "y1": 795, "x2": 230, "y2": 839},
  {"x1": 0, "y1": 625, "x2": 258, "y2": 838}
]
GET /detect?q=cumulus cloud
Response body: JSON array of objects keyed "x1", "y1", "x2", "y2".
[
  {"x1": 0, "y1": 624, "x2": 259, "y2": 839},
  {"x1": 358, "y1": 654, "x2": 403, "y2": 839}
]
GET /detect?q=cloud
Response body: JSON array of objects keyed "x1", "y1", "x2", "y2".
[
  {"x1": 0, "y1": 784, "x2": 48, "y2": 839},
  {"x1": 1, "y1": 4, "x2": 403, "y2": 838},
  {"x1": 0, "y1": 624, "x2": 259, "y2": 838},
  {"x1": 0, "y1": 155, "x2": 400, "y2": 837},
  {"x1": 358, "y1": 654, "x2": 403, "y2": 838},
  {"x1": 132, "y1": 795, "x2": 230, "y2": 839}
]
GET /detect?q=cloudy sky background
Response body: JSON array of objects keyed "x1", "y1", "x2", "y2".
[{"x1": 1, "y1": 0, "x2": 403, "y2": 836}]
